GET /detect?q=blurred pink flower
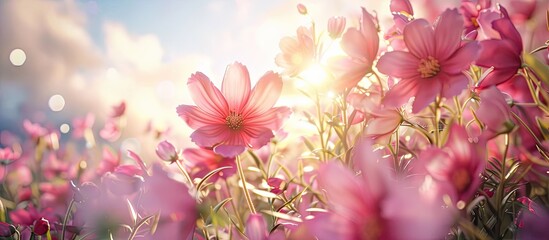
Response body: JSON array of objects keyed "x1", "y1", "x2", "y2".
[
  {"x1": 177, "y1": 62, "x2": 291, "y2": 157},
  {"x1": 95, "y1": 147, "x2": 120, "y2": 177},
  {"x1": 460, "y1": 0, "x2": 492, "y2": 34},
  {"x1": 141, "y1": 164, "x2": 197, "y2": 239},
  {"x1": 102, "y1": 165, "x2": 144, "y2": 195},
  {"x1": 275, "y1": 27, "x2": 314, "y2": 77},
  {"x1": 327, "y1": 16, "x2": 346, "y2": 39},
  {"x1": 109, "y1": 101, "x2": 126, "y2": 118},
  {"x1": 246, "y1": 214, "x2": 268, "y2": 240},
  {"x1": 310, "y1": 138, "x2": 453, "y2": 239},
  {"x1": 476, "y1": 5, "x2": 523, "y2": 88},
  {"x1": 267, "y1": 177, "x2": 286, "y2": 195},
  {"x1": 507, "y1": 0, "x2": 537, "y2": 23},
  {"x1": 156, "y1": 140, "x2": 179, "y2": 163},
  {"x1": 329, "y1": 8, "x2": 379, "y2": 90},
  {"x1": 516, "y1": 197, "x2": 549, "y2": 239},
  {"x1": 390, "y1": 0, "x2": 413, "y2": 15},
  {"x1": 377, "y1": 9, "x2": 480, "y2": 113},
  {"x1": 183, "y1": 148, "x2": 236, "y2": 181},
  {"x1": 476, "y1": 86, "x2": 514, "y2": 137},
  {"x1": 0, "y1": 147, "x2": 20, "y2": 162},
  {"x1": 10, "y1": 205, "x2": 56, "y2": 227},
  {"x1": 418, "y1": 124, "x2": 486, "y2": 204},
  {"x1": 71, "y1": 113, "x2": 94, "y2": 139},
  {"x1": 32, "y1": 217, "x2": 50, "y2": 235},
  {"x1": 296, "y1": 3, "x2": 307, "y2": 15},
  {"x1": 0, "y1": 222, "x2": 15, "y2": 237},
  {"x1": 99, "y1": 120, "x2": 121, "y2": 142},
  {"x1": 23, "y1": 120, "x2": 47, "y2": 140}
]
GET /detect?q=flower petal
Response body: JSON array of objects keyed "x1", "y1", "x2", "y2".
[
  {"x1": 441, "y1": 41, "x2": 480, "y2": 74},
  {"x1": 213, "y1": 145, "x2": 246, "y2": 158},
  {"x1": 188, "y1": 72, "x2": 229, "y2": 117},
  {"x1": 246, "y1": 107, "x2": 291, "y2": 130},
  {"x1": 383, "y1": 78, "x2": 419, "y2": 108},
  {"x1": 492, "y1": 14, "x2": 522, "y2": 53},
  {"x1": 222, "y1": 62, "x2": 251, "y2": 113},
  {"x1": 440, "y1": 73, "x2": 468, "y2": 98},
  {"x1": 376, "y1": 51, "x2": 420, "y2": 79},
  {"x1": 176, "y1": 105, "x2": 222, "y2": 129},
  {"x1": 242, "y1": 71, "x2": 283, "y2": 117},
  {"x1": 476, "y1": 39, "x2": 521, "y2": 69},
  {"x1": 341, "y1": 28, "x2": 369, "y2": 60},
  {"x1": 434, "y1": 9, "x2": 463, "y2": 61},
  {"x1": 403, "y1": 19, "x2": 435, "y2": 59},
  {"x1": 190, "y1": 125, "x2": 228, "y2": 148},
  {"x1": 244, "y1": 127, "x2": 275, "y2": 149},
  {"x1": 411, "y1": 80, "x2": 441, "y2": 113},
  {"x1": 359, "y1": 7, "x2": 380, "y2": 61}
]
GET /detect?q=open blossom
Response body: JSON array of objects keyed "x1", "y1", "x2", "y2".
[
  {"x1": 177, "y1": 62, "x2": 291, "y2": 157},
  {"x1": 476, "y1": 5, "x2": 523, "y2": 88},
  {"x1": 377, "y1": 9, "x2": 480, "y2": 113},
  {"x1": 329, "y1": 8, "x2": 379, "y2": 90},
  {"x1": 309, "y1": 139, "x2": 453, "y2": 239},
  {"x1": 418, "y1": 124, "x2": 486, "y2": 204},
  {"x1": 275, "y1": 27, "x2": 314, "y2": 77}
]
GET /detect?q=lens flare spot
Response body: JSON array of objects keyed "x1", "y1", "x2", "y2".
[
  {"x1": 60, "y1": 123, "x2": 70, "y2": 134},
  {"x1": 48, "y1": 94, "x2": 65, "y2": 112},
  {"x1": 9, "y1": 49, "x2": 26, "y2": 66}
]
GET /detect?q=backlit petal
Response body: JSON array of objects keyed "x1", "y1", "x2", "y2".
[
  {"x1": 243, "y1": 72, "x2": 283, "y2": 117},
  {"x1": 377, "y1": 51, "x2": 420, "y2": 79},
  {"x1": 403, "y1": 19, "x2": 435, "y2": 59},
  {"x1": 434, "y1": 9, "x2": 463, "y2": 61},
  {"x1": 222, "y1": 62, "x2": 251, "y2": 113},
  {"x1": 188, "y1": 72, "x2": 229, "y2": 117},
  {"x1": 176, "y1": 105, "x2": 223, "y2": 129}
]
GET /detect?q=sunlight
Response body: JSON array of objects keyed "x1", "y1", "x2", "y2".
[{"x1": 300, "y1": 63, "x2": 327, "y2": 86}]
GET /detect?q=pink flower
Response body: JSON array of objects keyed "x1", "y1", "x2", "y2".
[
  {"x1": 460, "y1": 0, "x2": 492, "y2": 34},
  {"x1": 177, "y1": 62, "x2": 291, "y2": 157},
  {"x1": 296, "y1": 3, "x2": 307, "y2": 15},
  {"x1": 327, "y1": 16, "x2": 346, "y2": 39},
  {"x1": 140, "y1": 164, "x2": 197, "y2": 239},
  {"x1": 33, "y1": 217, "x2": 50, "y2": 235},
  {"x1": 418, "y1": 124, "x2": 486, "y2": 204},
  {"x1": 476, "y1": 5, "x2": 523, "y2": 88},
  {"x1": 329, "y1": 8, "x2": 379, "y2": 90},
  {"x1": 0, "y1": 222, "x2": 15, "y2": 237},
  {"x1": 267, "y1": 177, "x2": 286, "y2": 195},
  {"x1": 0, "y1": 147, "x2": 20, "y2": 162},
  {"x1": 476, "y1": 86, "x2": 515, "y2": 137},
  {"x1": 71, "y1": 113, "x2": 94, "y2": 139},
  {"x1": 377, "y1": 9, "x2": 480, "y2": 113},
  {"x1": 109, "y1": 101, "x2": 126, "y2": 118},
  {"x1": 309, "y1": 139, "x2": 453, "y2": 239},
  {"x1": 182, "y1": 148, "x2": 236, "y2": 181},
  {"x1": 390, "y1": 0, "x2": 414, "y2": 15},
  {"x1": 156, "y1": 140, "x2": 179, "y2": 163},
  {"x1": 516, "y1": 197, "x2": 549, "y2": 239},
  {"x1": 23, "y1": 120, "x2": 47, "y2": 140},
  {"x1": 246, "y1": 214, "x2": 268, "y2": 240},
  {"x1": 275, "y1": 27, "x2": 314, "y2": 77},
  {"x1": 99, "y1": 119, "x2": 121, "y2": 142}
]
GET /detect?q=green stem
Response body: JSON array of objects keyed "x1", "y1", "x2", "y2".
[
  {"x1": 175, "y1": 160, "x2": 194, "y2": 189},
  {"x1": 61, "y1": 199, "x2": 75, "y2": 240},
  {"x1": 236, "y1": 155, "x2": 256, "y2": 214}
]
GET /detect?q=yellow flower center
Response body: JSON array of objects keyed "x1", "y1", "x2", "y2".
[
  {"x1": 417, "y1": 56, "x2": 440, "y2": 78},
  {"x1": 225, "y1": 112, "x2": 244, "y2": 130}
]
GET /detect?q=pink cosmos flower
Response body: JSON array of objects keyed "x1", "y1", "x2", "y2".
[
  {"x1": 71, "y1": 113, "x2": 94, "y2": 139},
  {"x1": 177, "y1": 62, "x2": 291, "y2": 157},
  {"x1": 328, "y1": 8, "x2": 379, "y2": 90},
  {"x1": 0, "y1": 147, "x2": 20, "y2": 162},
  {"x1": 418, "y1": 124, "x2": 486, "y2": 204},
  {"x1": 476, "y1": 5, "x2": 523, "y2": 88},
  {"x1": 246, "y1": 214, "x2": 268, "y2": 240},
  {"x1": 476, "y1": 86, "x2": 515, "y2": 137},
  {"x1": 327, "y1": 16, "x2": 346, "y2": 39},
  {"x1": 377, "y1": 9, "x2": 480, "y2": 113},
  {"x1": 23, "y1": 120, "x2": 47, "y2": 140},
  {"x1": 460, "y1": 0, "x2": 492, "y2": 34},
  {"x1": 309, "y1": 138, "x2": 453, "y2": 239},
  {"x1": 182, "y1": 148, "x2": 236, "y2": 181},
  {"x1": 275, "y1": 27, "x2": 314, "y2": 77},
  {"x1": 99, "y1": 119, "x2": 121, "y2": 142},
  {"x1": 109, "y1": 101, "x2": 126, "y2": 118}
]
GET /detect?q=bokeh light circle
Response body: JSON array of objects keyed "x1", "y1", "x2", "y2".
[
  {"x1": 48, "y1": 94, "x2": 65, "y2": 112},
  {"x1": 9, "y1": 49, "x2": 26, "y2": 66}
]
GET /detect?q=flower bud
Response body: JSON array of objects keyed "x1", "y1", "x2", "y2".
[
  {"x1": 33, "y1": 218, "x2": 50, "y2": 235},
  {"x1": 0, "y1": 222, "x2": 15, "y2": 237},
  {"x1": 296, "y1": 3, "x2": 307, "y2": 15},
  {"x1": 156, "y1": 140, "x2": 179, "y2": 163},
  {"x1": 327, "y1": 16, "x2": 346, "y2": 39},
  {"x1": 267, "y1": 177, "x2": 286, "y2": 195}
]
